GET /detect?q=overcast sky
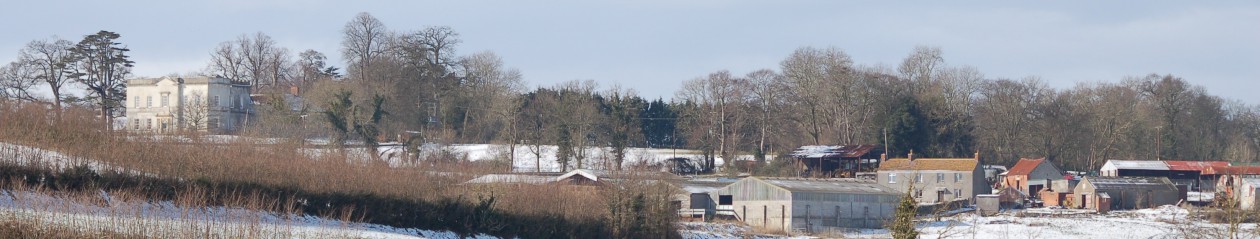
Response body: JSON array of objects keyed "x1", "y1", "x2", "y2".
[{"x1": 2, "y1": 1, "x2": 1258, "y2": 103}]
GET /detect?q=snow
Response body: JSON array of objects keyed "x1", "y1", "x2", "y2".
[
  {"x1": 679, "y1": 222, "x2": 812, "y2": 239},
  {"x1": 0, "y1": 142, "x2": 112, "y2": 172},
  {"x1": 841, "y1": 205, "x2": 1248, "y2": 239},
  {"x1": 383, "y1": 144, "x2": 773, "y2": 172},
  {"x1": 0, "y1": 189, "x2": 499, "y2": 239}
]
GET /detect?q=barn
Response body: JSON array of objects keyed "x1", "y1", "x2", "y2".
[
  {"x1": 710, "y1": 177, "x2": 901, "y2": 233},
  {"x1": 1073, "y1": 177, "x2": 1181, "y2": 211}
]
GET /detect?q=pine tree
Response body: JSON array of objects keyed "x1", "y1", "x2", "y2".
[{"x1": 891, "y1": 185, "x2": 919, "y2": 239}]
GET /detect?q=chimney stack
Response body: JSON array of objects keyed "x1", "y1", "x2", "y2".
[{"x1": 289, "y1": 85, "x2": 300, "y2": 96}]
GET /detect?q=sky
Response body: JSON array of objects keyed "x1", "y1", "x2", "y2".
[{"x1": 2, "y1": 1, "x2": 1258, "y2": 103}]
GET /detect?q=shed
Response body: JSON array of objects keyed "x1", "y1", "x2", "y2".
[
  {"x1": 1100, "y1": 160, "x2": 1232, "y2": 191},
  {"x1": 1073, "y1": 177, "x2": 1180, "y2": 211},
  {"x1": 790, "y1": 145, "x2": 883, "y2": 178},
  {"x1": 976, "y1": 194, "x2": 1000, "y2": 216},
  {"x1": 1235, "y1": 178, "x2": 1260, "y2": 210},
  {"x1": 711, "y1": 177, "x2": 901, "y2": 232},
  {"x1": 673, "y1": 179, "x2": 737, "y2": 220},
  {"x1": 1003, "y1": 158, "x2": 1063, "y2": 197}
]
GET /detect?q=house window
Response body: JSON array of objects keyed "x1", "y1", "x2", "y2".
[
  {"x1": 718, "y1": 195, "x2": 733, "y2": 205},
  {"x1": 133, "y1": 119, "x2": 139, "y2": 130},
  {"x1": 146, "y1": 96, "x2": 153, "y2": 108},
  {"x1": 161, "y1": 94, "x2": 169, "y2": 107},
  {"x1": 955, "y1": 189, "x2": 962, "y2": 197},
  {"x1": 145, "y1": 118, "x2": 152, "y2": 129},
  {"x1": 955, "y1": 173, "x2": 963, "y2": 182},
  {"x1": 211, "y1": 96, "x2": 220, "y2": 107},
  {"x1": 915, "y1": 174, "x2": 923, "y2": 183},
  {"x1": 937, "y1": 173, "x2": 944, "y2": 183},
  {"x1": 208, "y1": 117, "x2": 220, "y2": 130},
  {"x1": 134, "y1": 96, "x2": 140, "y2": 108},
  {"x1": 888, "y1": 173, "x2": 897, "y2": 184},
  {"x1": 914, "y1": 190, "x2": 923, "y2": 198}
]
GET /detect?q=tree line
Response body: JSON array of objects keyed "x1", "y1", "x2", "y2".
[{"x1": 3, "y1": 13, "x2": 1259, "y2": 172}]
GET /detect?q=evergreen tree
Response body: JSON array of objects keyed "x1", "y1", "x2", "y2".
[{"x1": 890, "y1": 186, "x2": 919, "y2": 239}]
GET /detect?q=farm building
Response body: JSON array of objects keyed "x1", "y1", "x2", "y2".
[
  {"x1": 790, "y1": 145, "x2": 884, "y2": 178},
  {"x1": 876, "y1": 152, "x2": 989, "y2": 204},
  {"x1": 673, "y1": 178, "x2": 737, "y2": 220},
  {"x1": 1232, "y1": 178, "x2": 1260, "y2": 210},
  {"x1": 1209, "y1": 166, "x2": 1260, "y2": 198},
  {"x1": 1099, "y1": 160, "x2": 1230, "y2": 191},
  {"x1": 710, "y1": 177, "x2": 901, "y2": 232},
  {"x1": 1040, "y1": 179, "x2": 1081, "y2": 207},
  {"x1": 1002, "y1": 158, "x2": 1064, "y2": 197},
  {"x1": 1073, "y1": 177, "x2": 1181, "y2": 211}
]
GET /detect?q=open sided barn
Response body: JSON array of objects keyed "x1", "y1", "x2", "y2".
[{"x1": 790, "y1": 145, "x2": 884, "y2": 178}]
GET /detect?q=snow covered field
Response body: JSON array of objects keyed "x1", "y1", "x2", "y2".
[
  {"x1": 682, "y1": 206, "x2": 1256, "y2": 239},
  {"x1": 0, "y1": 189, "x2": 498, "y2": 239}
]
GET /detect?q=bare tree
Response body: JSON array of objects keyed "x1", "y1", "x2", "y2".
[
  {"x1": 19, "y1": 37, "x2": 78, "y2": 111},
  {"x1": 208, "y1": 32, "x2": 293, "y2": 91},
  {"x1": 0, "y1": 61, "x2": 41, "y2": 102},
  {"x1": 676, "y1": 70, "x2": 751, "y2": 171},
  {"x1": 780, "y1": 46, "x2": 854, "y2": 145},
  {"x1": 341, "y1": 12, "x2": 389, "y2": 82},
  {"x1": 746, "y1": 69, "x2": 785, "y2": 159},
  {"x1": 181, "y1": 90, "x2": 211, "y2": 131}
]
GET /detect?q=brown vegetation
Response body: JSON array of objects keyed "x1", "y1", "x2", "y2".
[{"x1": 0, "y1": 101, "x2": 679, "y2": 238}]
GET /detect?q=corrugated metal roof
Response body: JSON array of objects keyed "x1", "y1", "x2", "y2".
[
  {"x1": 676, "y1": 180, "x2": 734, "y2": 193},
  {"x1": 1164, "y1": 160, "x2": 1231, "y2": 172},
  {"x1": 756, "y1": 177, "x2": 899, "y2": 195},
  {"x1": 1006, "y1": 158, "x2": 1046, "y2": 176},
  {"x1": 791, "y1": 145, "x2": 879, "y2": 158},
  {"x1": 1204, "y1": 166, "x2": 1260, "y2": 175},
  {"x1": 1105, "y1": 160, "x2": 1170, "y2": 171},
  {"x1": 880, "y1": 158, "x2": 978, "y2": 171},
  {"x1": 1084, "y1": 177, "x2": 1177, "y2": 191}
]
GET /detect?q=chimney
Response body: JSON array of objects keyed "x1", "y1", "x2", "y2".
[
  {"x1": 289, "y1": 85, "x2": 300, "y2": 96},
  {"x1": 908, "y1": 150, "x2": 915, "y2": 161}
]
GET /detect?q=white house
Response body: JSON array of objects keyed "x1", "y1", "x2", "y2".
[{"x1": 125, "y1": 76, "x2": 253, "y2": 133}]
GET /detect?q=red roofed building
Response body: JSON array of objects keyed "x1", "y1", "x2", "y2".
[
  {"x1": 1002, "y1": 158, "x2": 1063, "y2": 197},
  {"x1": 1210, "y1": 166, "x2": 1260, "y2": 197}
]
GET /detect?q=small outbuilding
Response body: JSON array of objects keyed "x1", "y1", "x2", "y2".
[
  {"x1": 1003, "y1": 158, "x2": 1064, "y2": 197},
  {"x1": 1233, "y1": 178, "x2": 1260, "y2": 210},
  {"x1": 1073, "y1": 177, "x2": 1180, "y2": 211},
  {"x1": 711, "y1": 177, "x2": 901, "y2": 232},
  {"x1": 673, "y1": 179, "x2": 737, "y2": 220}
]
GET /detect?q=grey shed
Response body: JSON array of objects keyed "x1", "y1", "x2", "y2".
[{"x1": 710, "y1": 177, "x2": 902, "y2": 233}]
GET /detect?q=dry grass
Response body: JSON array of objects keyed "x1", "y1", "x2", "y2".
[
  {"x1": 0, "y1": 102, "x2": 680, "y2": 238},
  {"x1": 0, "y1": 181, "x2": 372, "y2": 238}
]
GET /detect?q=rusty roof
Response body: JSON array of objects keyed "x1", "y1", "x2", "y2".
[
  {"x1": 879, "y1": 158, "x2": 978, "y2": 171},
  {"x1": 791, "y1": 145, "x2": 880, "y2": 159},
  {"x1": 1204, "y1": 166, "x2": 1260, "y2": 175},
  {"x1": 1006, "y1": 158, "x2": 1047, "y2": 176},
  {"x1": 1164, "y1": 160, "x2": 1231, "y2": 172}
]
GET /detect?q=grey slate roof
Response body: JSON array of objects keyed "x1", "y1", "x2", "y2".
[{"x1": 757, "y1": 177, "x2": 899, "y2": 195}]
